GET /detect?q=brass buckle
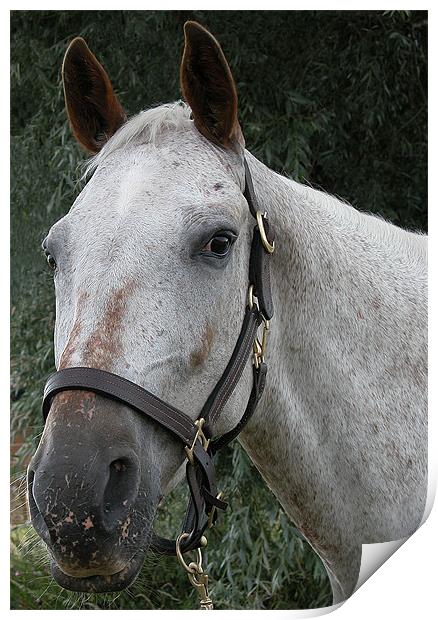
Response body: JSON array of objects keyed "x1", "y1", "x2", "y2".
[
  {"x1": 256, "y1": 210, "x2": 275, "y2": 254},
  {"x1": 249, "y1": 286, "x2": 270, "y2": 368},
  {"x1": 185, "y1": 418, "x2": 210, "y2": 465},
  {"x1": 176, "y1": 533, "x2": 213, "y2": 610},
  {"x1": 253, "y1": 318, "x2": 269, "y2": 368},
  {"x1": 260, "y1": 316, "x2": 270, "y2": 359}
]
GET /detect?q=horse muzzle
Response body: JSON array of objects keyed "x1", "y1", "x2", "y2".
[{"x1": 26, "y1": 391, "x2": 159, "y2": 591}]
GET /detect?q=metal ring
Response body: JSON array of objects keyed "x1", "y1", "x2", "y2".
[
  {"x1": 176, "y1": 533, "x2": 203, "y2": 574},
  {"x1": 256, "y1": 211, "x2": 275, "y2": 254}
]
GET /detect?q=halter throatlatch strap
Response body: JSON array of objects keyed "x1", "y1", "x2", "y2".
[{"x1": 41, "y1": 156, "x2": 275, "y2": 556}]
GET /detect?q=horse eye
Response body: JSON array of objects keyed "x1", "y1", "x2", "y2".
[
  {"x1": 44, "y1": 252, "x2": 57, "y2": 271},
  {"x1": 202, "y1": 233, "x2": 236, "y2": 258}
]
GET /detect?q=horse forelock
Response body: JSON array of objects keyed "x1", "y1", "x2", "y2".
[{"x1": 83, "y1": 101, "x2": 192, "y2": 178}]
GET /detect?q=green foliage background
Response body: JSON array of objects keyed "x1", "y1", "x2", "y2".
[{"x1": 11, "y1": 10, "x2": 427, "y2": 610}]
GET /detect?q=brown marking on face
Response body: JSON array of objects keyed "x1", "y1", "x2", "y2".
[
  {"x1": 80, "y1": 279, "x2": 137, "y2": 370},
  {"x1": 59, "y1": 290, "x2": 90, "y2": 369},
  {"x1": 190, "y1": 323, "x2": 214, "y2": 369},
  {"x1": 51, "y1": 282, "x2": 137, "y2": 425},
  {"x1": 50, "y1": 390, "x2": 96, "y2": 424}
]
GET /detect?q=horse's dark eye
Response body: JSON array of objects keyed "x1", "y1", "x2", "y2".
[
  {"x1": 45, "y1": 252, "x2": 57, "y2": 271},
  {"x1": 42, "y1": 236, "x2": 57, "y2": 271},
  {"x1": 202, "y1": 233, "x2": 236, "y2": 258}
]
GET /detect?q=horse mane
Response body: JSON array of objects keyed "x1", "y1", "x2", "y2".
[{"x1": 84, "y1": 100, "x2": 192, "y2": 176}]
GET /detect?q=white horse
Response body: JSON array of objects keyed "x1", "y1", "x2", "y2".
[{"x1": 28, "y1": 22, "x2": 427, "y2": 605}]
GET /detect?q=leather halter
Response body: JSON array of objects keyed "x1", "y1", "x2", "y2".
[{"x1": 42, "y1": 157, "x2": 275, "y2": 556}]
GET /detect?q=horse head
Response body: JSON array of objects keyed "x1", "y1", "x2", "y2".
[{"x1": 28, "y1": 22, "x2": 259, "y2": 593}]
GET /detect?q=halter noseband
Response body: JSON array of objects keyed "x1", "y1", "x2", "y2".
[{"x1": 42, "y1": 157, "x2": 275, "y2": 597}]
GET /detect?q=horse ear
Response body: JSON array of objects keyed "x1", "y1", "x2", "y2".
[
  {"x1": 62, "y1": 37, "x2": 126, "y2": 153},
  {"x1": 180, "y1": 21, "x2": 243, "y2": 149}
]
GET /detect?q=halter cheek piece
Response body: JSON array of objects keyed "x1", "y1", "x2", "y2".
[{"x1": 42, "y1": 158, "x2": 274, "y2": 560}]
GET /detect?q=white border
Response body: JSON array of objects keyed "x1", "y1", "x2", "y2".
[{"x1": 4, "y1": 4, "x2": 435, "y2": 618}]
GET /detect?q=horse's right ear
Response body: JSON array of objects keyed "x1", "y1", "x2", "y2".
[{"x1": 62, "y1": 37, "x2": 126, "y2": 153}]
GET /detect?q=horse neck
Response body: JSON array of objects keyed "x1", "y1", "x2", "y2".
[
  {"x1": 238, "y1": 151, "x2": 427, "y2": 599},
  {"x1": 239, "y1": 151, "x2": 361, "y2": 492},
  {"x1": 240, "y1": 151, "x2": 361, "y2": 503}
]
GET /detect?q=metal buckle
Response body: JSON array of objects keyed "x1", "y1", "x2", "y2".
[
  {"x1": 253, "y1": 317, "x2": 270, "y2": 368},
  {"x1": 256, "y1": 210, "x2": 275, "y2": 254},
  {"x1": 176, "y1": 532, "x2": 213, "y2": 610},
  {"x1": 185, "y1": 418, "x2": 210, "y2": 465},
  {"x1": 249, "y1": 286, "x2": 270, "y2": 368}
]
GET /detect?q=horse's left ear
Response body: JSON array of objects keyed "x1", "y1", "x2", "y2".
[
  {"x1": 180, "y1": 21, "x2": 243, "y2": 149},
  {"x1": 62, "y1": 37, "x2": 126, "y2": 153}
]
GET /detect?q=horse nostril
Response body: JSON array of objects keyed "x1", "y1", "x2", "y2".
[
  {"x1": 112, "y1": 459, "x2": 127, "y2": 474},
  {"x1": 102, "y1": 456, "x2": 140, "y2": 530}
]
